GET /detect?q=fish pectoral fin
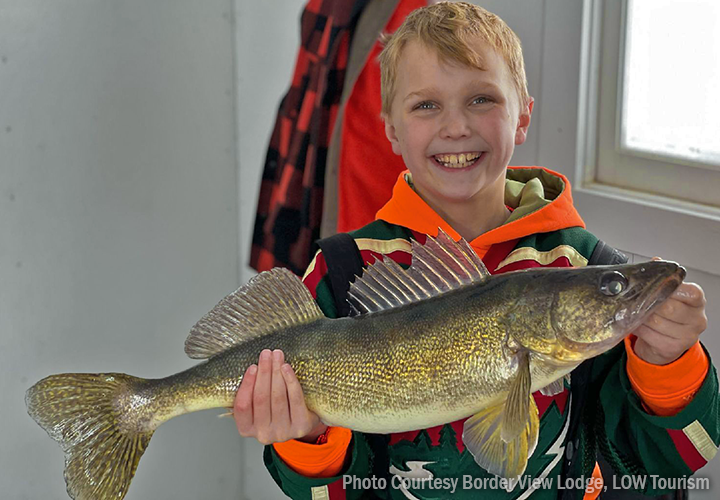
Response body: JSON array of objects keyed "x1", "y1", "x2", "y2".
[
  {"x1": 462, "y1": 350, "x2": 539, "y2": 480},
  {"x1": 539, "y1": 378, "x2": 565, "y2": 396},
  {"x1": 462, "y1": 396, "x2": 540, "y2": 481}
]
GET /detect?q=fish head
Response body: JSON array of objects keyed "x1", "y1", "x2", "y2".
[{"x1": 509, "y1": 261, "x2": 685, "y2": 363}]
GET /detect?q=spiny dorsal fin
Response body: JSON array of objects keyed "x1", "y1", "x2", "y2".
[
  {"x1": 185, "y1": 268, "x2": 323, "y2": 359},
  {"x1": 347, "y1": 228, "x2": 490, "y2": 314}
]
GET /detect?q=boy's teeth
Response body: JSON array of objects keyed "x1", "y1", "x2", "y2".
[{"x1": 435, "y1": 152, "x2": 481, "y2": 168}]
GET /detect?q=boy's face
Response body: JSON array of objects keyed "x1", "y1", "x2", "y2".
[{"x1": 383, "y1": 40, "x2": 533, "y2": 209}]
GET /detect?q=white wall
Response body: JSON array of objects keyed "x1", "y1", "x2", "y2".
[
  {"x1": 234, "y1": 1, "x2": 309, "y2": 497},
  {"x1": 1, "y1": 1, "x2": 241, "y2": 499}
]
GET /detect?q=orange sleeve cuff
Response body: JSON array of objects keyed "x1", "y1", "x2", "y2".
[
  {"x1": 272, "y1": 427, "x2": 352, "y2": 478},
  {"x1": 625, "y1": 335, "x2": 709, "y2": 417}
]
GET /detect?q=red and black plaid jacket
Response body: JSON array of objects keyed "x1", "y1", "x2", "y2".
[{"x1": 250, "y1": 0, "x2": 369, "y2": 275}]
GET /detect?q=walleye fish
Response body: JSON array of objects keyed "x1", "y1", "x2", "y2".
[{"x1": 26, "y1": 230, "x2": 685, "y2": 500}]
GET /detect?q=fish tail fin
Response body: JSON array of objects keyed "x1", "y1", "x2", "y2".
[{"x1": 26, "y1": 373, "x2": 154, "y2": 500}]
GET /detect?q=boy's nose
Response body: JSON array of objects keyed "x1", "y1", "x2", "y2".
[{"x1": 439, "y1": 110, "x2": 471, "y2": 139}]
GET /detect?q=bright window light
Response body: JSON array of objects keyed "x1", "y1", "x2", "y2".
[{"x1": 621, "y1": 0, "x2": 720, "y2": 167}]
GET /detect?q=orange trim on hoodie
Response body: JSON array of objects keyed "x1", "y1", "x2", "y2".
[
  {"x1": 625, "y1": 335, "x2": 709, "y2": 416},
  {"x1": 375, "y1": 167, "x2": 585, "y2": 259},
  {"x1": 272, "y1": 426, "x2": 352, "y2": 478}
]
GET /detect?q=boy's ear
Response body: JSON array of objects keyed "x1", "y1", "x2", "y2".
[
  {"x1": 514, "y1": 97, "x2": 534, "y2": 146},
  {"x1": 382, "y1": 113, "x2": 403, "y2": 156}
]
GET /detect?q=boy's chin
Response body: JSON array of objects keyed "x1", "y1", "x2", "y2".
[{"x1": 422, "y1": 185, "x2": 488, "y2": 204}]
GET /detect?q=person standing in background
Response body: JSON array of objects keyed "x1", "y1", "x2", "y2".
[{"x1": 250, "y1": 0, "x2": 429, "y2": 276}]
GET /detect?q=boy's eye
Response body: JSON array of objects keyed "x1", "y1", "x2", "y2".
[
  {"x1": 472, "y1": 96, "x2": 490, "y2": 105},
  {"x1": 414, "y1": 101, "x2": 437, "y2": 110}
]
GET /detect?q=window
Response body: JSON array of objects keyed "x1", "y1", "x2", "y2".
[
  {"x1": 622, "y1": 0, "x2": 720, "y2": 167},
  {"x1": 591, "y1": 0, "x2": 720, "y2": 208}
]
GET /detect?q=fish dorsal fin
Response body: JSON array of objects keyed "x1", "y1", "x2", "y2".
[
  {"x1": 185, "y1": 268, "x2": 323, "y2": 359},
  {"x1": 347, "y1": 228, "x2": 490, "y2": 314}
]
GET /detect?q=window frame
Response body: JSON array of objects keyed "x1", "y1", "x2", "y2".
[{"x1": 569, "y1": 0, "x2": 720, "y2": 277}]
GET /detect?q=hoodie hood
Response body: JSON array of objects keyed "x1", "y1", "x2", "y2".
[{"x1": 375, "y1": 166, "x2": 585, "y2": 258}]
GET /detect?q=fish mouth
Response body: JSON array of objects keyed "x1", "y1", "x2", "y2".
[{"x1": 614, "y1": 263, "x2": 686, "y2": 333}]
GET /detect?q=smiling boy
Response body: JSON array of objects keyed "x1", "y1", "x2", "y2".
[
  {"x1": 235, "y1": 3, "x2": 717, "y2": 499},
  {"x1": 381, "y1": 28, "x2": 530, "y2": 242}
]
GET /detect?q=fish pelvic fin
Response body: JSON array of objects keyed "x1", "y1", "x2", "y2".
[
  {"x1": 539, "y1": 377, "x2": 566, "y2": 397},
  {"x1": 348, "y1": 228, "x2": 490, "y2": 314},
  {"x1": 462, "y1": 351, "x2": 539, "y2": 481},
  {"x1": 26, "y1": 373, "x2": 153, "y2": 500},
  {"x1": 185, "y1": 267, "x2": 324, "y2": 359}
]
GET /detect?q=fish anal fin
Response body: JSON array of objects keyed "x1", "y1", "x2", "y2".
[
  {"x1": 185, "y1": 268, "x2": 323, "y2": 359},
  {"x1": 462, "y1": 351, "x2": 539, "y2": 480},
  {"x1": 462, "y1": 396, "x2": 540, "y2": 481}
]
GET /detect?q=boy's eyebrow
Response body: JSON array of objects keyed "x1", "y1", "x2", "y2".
[
  {"x1": 403, "y1": 87, "x2": 442, "y2": 102},
  {"x1": 468, "y1": 81, "x2": 503, "y2": 95},
  {"x1": 403, "y1": 81, "x2": 504, "y2": 102}
]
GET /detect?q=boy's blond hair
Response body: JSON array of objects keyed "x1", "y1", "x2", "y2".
[{"x1": 379, "y1": 1, "x2": 529, "y2": 115}]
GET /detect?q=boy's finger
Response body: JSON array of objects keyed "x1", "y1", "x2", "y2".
[
  {"x1": 644, "y1": 311, "x2": 692, "y2": 341},
  {"x1": 655, "y1": 297, "x2": 706, "y2": 330},
  {"x1": 234, "y1": 364, "x2": 257, "y2": 435},
  {"x1": 270, "y1": 350, "x2": 290, "y2": 431},
  {"x1": 253, "y1": 349, "x2": 273, "y2": 429},
  {"x1": 282, "y1": 363, "x2": 310, "y2": 426},
  {"x1": 634, "y1": 324, "x2": 689, "y2": 359},
  {"x1": 670, "y1": 283, "x2": 706, "y2": 308}
]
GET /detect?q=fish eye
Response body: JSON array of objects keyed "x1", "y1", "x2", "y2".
[{"x1": 599, "y1": 271, "x2": 628, "y2": 296}]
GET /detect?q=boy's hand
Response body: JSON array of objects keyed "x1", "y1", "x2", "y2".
[
  {"x1": 234, "y1": 349, "x2": 327, "y2": 444},
  {"x1": 633, "y1": 258, "x2": 708, "y2": 365}
]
